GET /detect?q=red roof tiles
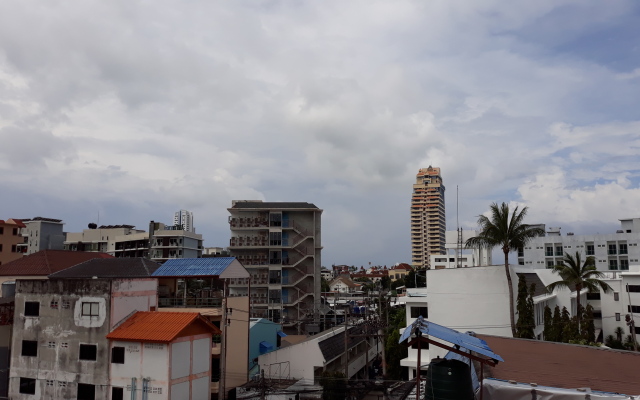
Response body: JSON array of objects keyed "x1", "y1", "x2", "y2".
[
  {"x1": 0, "y1": 250, "x2": 113, "y2": 276},
  {"x1": 107, "y1": 312, "x2": 221, "y2": 343},
  {"x1": 478, "y1": 334, "x2": 640, "y2": 395}
]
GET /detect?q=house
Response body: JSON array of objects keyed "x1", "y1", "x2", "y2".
[
  {"x1": 328, "y1": 276, "x2": 361, "y2": 293},
  {"x1": 151, "y1": 257, "x2": 250, "y2": 400},
  {"x1": 388, "y1": 264, "x2": 412, "y2": 282},
  {"x1": 8, "y1": 258, "x2": 159, "y2": 400},
  {"x1": 0, "y1": 219, "x2": 26, "y2": 265},
  {"x1": 106, "y1": 311, "x2": 221, "y2": 400},
  {"x1": 248, "y1": 318, "x2": 284, "y2": 378},
  {"x1": 259, "y1": 324, "x2": 382, "y2": 383}
]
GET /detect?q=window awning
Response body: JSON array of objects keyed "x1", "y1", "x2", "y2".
[
  {"x1": 259, "y1": 341, "x2": 274, "y2": 353},
  {"x1": 276, "y1": 331, "x2": 287, "y2": 337}
]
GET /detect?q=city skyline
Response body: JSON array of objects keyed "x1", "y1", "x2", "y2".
[{"x1": 1, "y1": 1, "x2": 640, "y2": 266}]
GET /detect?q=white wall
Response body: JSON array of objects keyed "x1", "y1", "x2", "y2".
[
  {"x1": 109, "y1": 341, "x2": 170, "y2": 400},
  {"x1": 192, "y1": 338, "x2": 210, "y2": 374},
  {"x1": 171, "y1": 341, "x2": 190, "y2": 379}
]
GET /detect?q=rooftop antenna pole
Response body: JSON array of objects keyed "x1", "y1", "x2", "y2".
[{"x1": 457, "y1": 186, "x2": 463, "y2": 268}]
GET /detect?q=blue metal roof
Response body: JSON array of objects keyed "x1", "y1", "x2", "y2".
[
  {"x1": 152, "y1": 257, "x2": 236, "y2": 277},
  {"x1": 399, "y1": 316, "x2": 504, "y2": 362}
]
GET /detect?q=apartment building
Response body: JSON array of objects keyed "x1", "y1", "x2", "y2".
[
  {"x1": 519, "y1": 218, "x2": 640, "y2": 271},
  {"x1": 410, "y1": 167, "x2": 446, "y2": 269},
  {"x1": 0, "y1": 219, "x2": 26, "y2": 265},
  {"x1": 173, "y1": 209, "x2": 195, "y2": 233},
  {"x1": 16, "y1": 217, "x2": 65, "y2": 255},
  {"x1": 64, "y1": 221, "x2": 203, "y2": 263},
  {"x1": 429, "y1": 230, "x2": 492, "y2": 269},
  {"x1": 227, "y1": 201, "x2": 322, "y2": 332}
]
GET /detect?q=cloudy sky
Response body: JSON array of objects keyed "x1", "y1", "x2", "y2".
[{"x1": 1, "y1": 1, "x2": 640, "y2": 267}]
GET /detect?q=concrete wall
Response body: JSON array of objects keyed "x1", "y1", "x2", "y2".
[
  {"x1": 0, "y1": 222, "x2": 24, "y2": 265},
  {"x1": 249, "y1": 319, "x2": 281, "y2": 375},
  {"x1": 424, "y1": 266, "x2": 515, "y2": 360},
  {"x1": 110, "y1": 278, "x2": 158, "y2": 329},
  {"x1": 225, "y1": 296, "x2": 249, "y2": 390},
  {"x1": 109, "y1": 341, "x2": 170, "y2": 400},
  {"x1": 9, "y1": 279, "x2": 113, "y2": 400}
]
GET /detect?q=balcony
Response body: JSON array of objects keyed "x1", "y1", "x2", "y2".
[{"x1": 158, "y1": 297, "x2": 223, "y2": 308}]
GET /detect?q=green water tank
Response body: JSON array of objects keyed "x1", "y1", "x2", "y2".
[{"x1": 424, "y1": 358, "x2": 474, "y2": 400}]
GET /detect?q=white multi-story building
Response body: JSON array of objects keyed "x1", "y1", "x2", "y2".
[
  {"x1": 173, "y1": 209, "x2": 195, "y2": 233},
  {"x1": 227, "y1": 201, "x2": 322, "y2": 332},
  {"x1": 410, "y1": 167, "x2": 445, "y2": 269},
  {"x1": 429, "y1": 230, "x2": 492, "y2": 269},
  {"x1": 519, "y1": 218, "x2": 640, "y2": 271}
]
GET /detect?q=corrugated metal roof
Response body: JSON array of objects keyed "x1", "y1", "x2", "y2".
[
  {"x1": 49, "y1": 258, "x2": 160, "y2": 279},
  {"x1": 0, "y1": 250, "x2": 113, "y2": 276},
  {"x1": 399, "y1": 316, "x2": 504, "y2": 362},
  {"x1": 106, "y1": 311, "x2": 220, "y2": 342},
  {"x1": 152, "y1": 257, "x2": 236, "y2": 277}
]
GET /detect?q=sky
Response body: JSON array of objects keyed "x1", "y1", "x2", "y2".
[{"x1": 1, "y1": 1, "x2": 640, "y2": 267}]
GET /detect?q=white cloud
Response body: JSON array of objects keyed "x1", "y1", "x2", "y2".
[{"x1": 1, "y1": 0, "x2": 639, "y2": 264}]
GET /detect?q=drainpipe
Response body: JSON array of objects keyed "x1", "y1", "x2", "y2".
[
  {"x1": 131, "y1": 378, "x2": 137, "y2": 400},
  {"x1": 142, "y1": 378, "x2": 149, "y2": 400}
]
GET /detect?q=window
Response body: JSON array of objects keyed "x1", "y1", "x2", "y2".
[
  {"x1": 620, "y1": 244, "x2": 628, "y2": 254},
  {"x1": 77, "y1": 383, "x2": 96, "y2": 400},
  {"x1": 609, "y1": 259, "x2": 618, "y2": 270},
  {"x1": 608, "y1": 244, "x2": 617, "y2": 255},
  {"x1": 24, "y1": 302, "x2": 39, "y2": 317},
  {"x1": 628, "y1": 305, "x2": 640, "y2": 313},
  {"x1": 11, "y1": 245, "x2": 17, "y2": 253},
  {"x1": 79, "y1": 344, "x2": 97, "y2": 361},
  {"x1": 621, "y1": 259, "x2": 629, "y2": 270},
  {"x1": 19, "y1": 377, "x2": 36, "y2": 395},
  {"x1": 0, "y1": 244, "x2": 2, "y2": 252},
  {"x1": 62, "y1": 300, "x2": 71, "y2": 309},
  {"x1": 13, "y1": 228, "x2": 18, "y2": 235},
  {"x1": 50, "y1": 300, "x2": 58, "y2": 309},
  {"x1": 614, "y1": 292, "x2": 619, "y2": 301},
  {"x1": 81, "y1": 302, "x2": 99, "y2": 317},
  {"x1": 112, "y1": 387, "x2": 124, "y2": 400},
  {"x1": 0, "y1": 227, "x2": 3, "y2": 234},
  {"x1": 545, "y1": 246, "x2": 553, "y2": 257},
  {"x1": 586, "y1": 293, "x2": 601, "y2": 300},
  {"x1": 628, "y1": 285, "x2": 640, "y2": 293},
  {"x1": 555, "y1": 246, "x2": 563, "y2": 256},
  {"x1": 632, "y1": 326, "x2": 640, "y2": 335},
  {"x1": 586, "y1": 244, "x2": 594, "y2": 255},
  {"x1": 410, "y1": 306, "x2": 428, "y2": 318},
  {"x1": 111, "y1": 347, "x2": 125, "y2": 364},
  {"x1": 22, "y1": 340, "x2": 38, "y2": 357},
  {"x1": 592, "y1": 311, "x2": 602, "y2": 319},
  {"x1": 547, "y1": 260, "x2": 554, "y2": 268},
  {"x1": 616, "y1": 313, "x2": 621, "y2": 321}
]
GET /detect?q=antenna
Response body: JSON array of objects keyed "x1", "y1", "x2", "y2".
[
  {"x1": 97, "y1": 210, "x2": 100, "y2": 227},
  {"x1": 457, "y1": 186, "x2": 463, "y2": 268}
]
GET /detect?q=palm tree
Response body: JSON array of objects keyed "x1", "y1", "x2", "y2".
[
  {"x1": 466, "y1": 202, "x2": 545, "y2": 336},
  {"x1": 546, "y1": 251, "x2": 613, "y2": 328}
]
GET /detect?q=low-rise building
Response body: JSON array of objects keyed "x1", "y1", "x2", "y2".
[
  {"x1": 388, "y1": 264, "x2": 412, "y2": 281},
  {"x1": 397, "y1": 288, "x2": 429, "y2": 379},
  {"x1": 16, "y1": 217, "x2": 65, "y2": 255},
  {"x1": 106, "y1": 311, "x2": 221, "y2": 400},
  {"x1": 428, "y1": 230, "x2": 492, "y2": 269},
  {"x1": 9, "y1": 258, "x2": 159, "y2": 400},
  {"x1": 0, "y1": 219, "x2": 26, "y2": 265},
  {"x1": 328, "y1": 276, "x2": 361, "y2": 293}
]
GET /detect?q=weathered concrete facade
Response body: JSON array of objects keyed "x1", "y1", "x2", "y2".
[{"x1": 9, "y1": 278, "x2": 157, "y2": 399}]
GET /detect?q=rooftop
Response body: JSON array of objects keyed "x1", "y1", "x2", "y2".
[
  {"x1": 230, "y1": 201, "x2": 320, "y2": 210},
  {"x1": 48, "y1": 258, "x2": 160, "y2": 279},
  {"x1": 107, "y1": 311, "x2": 220, "y2": 343},
  {"x1": 0, "y1": 250, "x2": 113, "y2": 277},
  {"x1": 478, "y1": 334, "x2": 640, "y2": 395},
  {"x1": 19, "y1": 217, "x2": 63, "y2": 223},
  {"x1": 152, "y1": 257, "x2": 249, "y2": 278}
]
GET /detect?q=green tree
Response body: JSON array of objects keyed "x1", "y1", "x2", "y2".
[
  {"x1": 551, "y1": 306, "x2": 562, "y2": 342},
  {"x1": 560, "y1": 306, "x2": 577, "y2": 342},
  {"x1": 515, "y1": 276, "x2": 535, "y2": 339},
  {"x1": 380, "y1": 275, "x2": 390, "y2": 290},
  {"x1": 542, "y1": 305, "x2": 553, "y2": 341},
  {"x1": 321, "y1": 277, "x2": 330, "y2": 293},
  {"x1": 546, "y1": 251, "x2": 613, "y2": 329},
  {"x1": 404, "y1": 270, "x2": 416, "y2": 289},
  {"x1": 319, "y1": 371, "x2": 347, "y2": 400},
  {"x1": 385, "y1": 328, "x2": 407, "y2": 380},
  {"x1": 466, "y1": 202, "x2": 545, "y2": 336},
  {"x1": 624, "y1": 335, "x2": 639, "y2": 351},
  {"x1": 583, "y1": 304, "x2": 596, "y2": 343}
]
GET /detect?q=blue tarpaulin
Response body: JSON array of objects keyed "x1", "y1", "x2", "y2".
[{"x1": 398, "y1": 316, "x2": 503, "y2": 363}]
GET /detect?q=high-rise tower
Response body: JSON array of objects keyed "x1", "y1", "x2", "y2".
[
  {"x1": 411, "y1": 167, "x2": 446, "y2": 269},
  {"x1": 173, "y1": 210, "x2": 194, "y2": 233}
]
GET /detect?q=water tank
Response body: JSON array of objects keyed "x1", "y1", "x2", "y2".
[
  {"x1": 424, "y1": 358, "x2": 474, "y2": 400},
  {"x1": 1, "y1": 281, "x2": 16, "y2": 298}
]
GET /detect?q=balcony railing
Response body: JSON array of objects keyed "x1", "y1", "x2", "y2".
[{"x1": 158, "y1": 297, "x2": 222, "y2": 308}]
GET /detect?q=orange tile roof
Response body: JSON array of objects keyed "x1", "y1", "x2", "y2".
[
  {"x1": 107, "y1": 311, "x2": 221, "y2": 343},
  {"x1": 0, "y1": 250, "x2": 113, "y2": 276}
]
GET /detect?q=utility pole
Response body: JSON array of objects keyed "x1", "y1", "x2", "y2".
[{"x1": 344, "y1": 317, "x2": 349, "y2": 377}]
